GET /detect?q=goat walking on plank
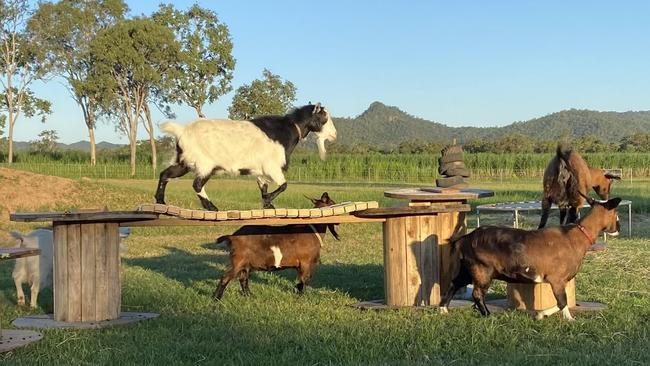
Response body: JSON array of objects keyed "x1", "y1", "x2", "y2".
[
  {"x1": 213, "y1": 193, "x2": 340, "y2": 300},
  {"x1": 155, "y1": 103, "x2": 337, "y2": 211},
  {"x1": 440, "y1": 194, "x2": 621, "y2": 320},
  {"x1": 538, "y1": 143, "x2": 620, "y2": 228}
]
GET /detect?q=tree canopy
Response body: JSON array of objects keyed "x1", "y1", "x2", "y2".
[{"x1": 228, "y1": 69, "x2": 297, "y2": 120}]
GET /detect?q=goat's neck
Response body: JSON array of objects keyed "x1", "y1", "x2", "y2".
[{"x1": 575, "y1": 209, "x2": 605, "y2": 248}]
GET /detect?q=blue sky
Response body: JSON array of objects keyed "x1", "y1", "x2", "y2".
[{"x1": 11, "y1": 0, "x2": 650, "y2": 143}]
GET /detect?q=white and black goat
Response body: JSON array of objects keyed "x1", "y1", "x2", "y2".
[
  {"x1": 439, "y1": 194, "x2": 621, "y2": 320},
  {"x1": 213, "y1": 192, "x2": 340, "y2": 300},
  {"x1": 155, "y1": 103, "x2": 337, "y2": 211}
]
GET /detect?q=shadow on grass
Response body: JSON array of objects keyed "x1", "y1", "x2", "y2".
[{"x1": 123, "y1": 244, "x2": 384, "y2": 301}]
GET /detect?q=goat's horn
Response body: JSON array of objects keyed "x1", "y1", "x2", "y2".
[{"x1": 313, "y1": 103, "x2": 321, "y2": 114}]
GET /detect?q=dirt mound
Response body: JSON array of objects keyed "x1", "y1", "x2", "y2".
[{"x1": 0, "y1": 167, "x2": 85, "y2": 216}]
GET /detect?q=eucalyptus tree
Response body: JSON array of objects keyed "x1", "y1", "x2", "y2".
[
  {"x1": 90, "y1": 17, "x2": 179, "y2": 176},
  {"x1": 152, "y1": 3, "x2": 235, "y2": 118},
  {"x1": 0, "y1": 0, "x2": 52, "y2": 163},
  {"x1": 228, "y1": 69, "x2": 297, "y2": 120},
  {"x1": 28, "y1": 0, "x2": 127, "y2": 166}
]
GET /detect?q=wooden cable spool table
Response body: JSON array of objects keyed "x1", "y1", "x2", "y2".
[{"x1": 354, "y1": 188, "x2": 494, "y2": 308}]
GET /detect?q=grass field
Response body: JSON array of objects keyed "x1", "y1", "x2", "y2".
[{"x1": 1, "y1": 176, "x2": 649, "y2": 365}]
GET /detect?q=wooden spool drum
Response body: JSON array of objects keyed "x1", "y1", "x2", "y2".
[
  {"x1": 507, "y1": 280, "x2": 576, "y2": 311},
  {"x1": 374, "y1": 188, "x2": 494, "y2": 308},
  {"x1": 53, "y1": 222, "x2": 121, "y2": 322},
  {"x1": 383, "y1": 211, "x2": 466, "y2": 307}
]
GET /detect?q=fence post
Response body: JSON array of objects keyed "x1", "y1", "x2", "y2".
[{"x1": 104, "y1": 165, "x2": 107, "y2": 180}]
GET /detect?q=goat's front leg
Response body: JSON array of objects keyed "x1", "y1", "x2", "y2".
[
  {"x1": 14, "y1": 278, "x2": 25, "y2": 306},
  {"x1": 536, "y1": 280, "x2": 574, "y2": 321},
  {"x1": 30, "y1": 282, "x2": 40, "y2": 308},
  {"x1": 295, "y1": 264, "x2": 313, "y2": 295},
  {"x1": 538, "y1": 197, "x2": 552, "y2": 229},
  {"x1": 260, "y1": 171, "x2": 288, "y2": 209},
  {"x1": 567, "y1": 206, "x2": 579, "y2": 225}
]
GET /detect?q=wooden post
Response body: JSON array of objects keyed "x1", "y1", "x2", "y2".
[{"x1": 53, "y1": 222, "x2": 121, "y2": 322}]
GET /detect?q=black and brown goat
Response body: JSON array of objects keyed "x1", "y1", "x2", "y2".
[
  {"x1": 538, "y1": 144, "x2": 620, "y2": 228},
  {"x1": 213, "y1": 193, "x2": 340, "y2": 300},
  {"x1": 440, "y1": 194, "x2": 621, "y2": 320}
]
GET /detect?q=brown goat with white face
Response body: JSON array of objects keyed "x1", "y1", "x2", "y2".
[
  {"x1": 538, "y1": 144, "x2": 620, "y2": 228},
  {"x1": 213, "y1": 192, "x2": 340, "y2": 300},
  {"x1": 440, "y1": 195, "x2": 621, "y2": 320}
]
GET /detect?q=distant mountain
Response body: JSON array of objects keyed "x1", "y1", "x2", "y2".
[
  {"x1": 9, "y1": 103, "x2": 650, "y2": 151},
  {"x1": 12, "y1": 140, "x2": 125, "y2": 152},
  {"x1": 333, "y1": 102, "x2": 650, "y2": 148}
]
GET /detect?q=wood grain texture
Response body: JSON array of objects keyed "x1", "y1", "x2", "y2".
[
  {"x1": 106, "y1": 223, "x2": 121, "y2": 320},
  {"x1": 95, "y1": 223, "x2": 109, "y2": 320},
  {"x1": 53, "y1": 224, "x2": 68, "y2": 322},
  {"x1": 384, "y1": 217, "x2": 407, "y2": 307},
  {"x1": 80, "y1": 224, "x2": 96, "y2": 321},
  {"x1": 66, "y1": 224, "x2": 82, "y2": 322},
  {"x1": 507, "y1": 279, "x2": 577, "y2": 310}
]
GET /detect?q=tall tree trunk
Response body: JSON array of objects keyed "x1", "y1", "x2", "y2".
[
  {"x1": 88, "y1": 126, "x2": 97, "y2": 166},
  {"x1": 195, "y1": 105, "x2": 205, "y2": 118},
  {"x1": 130, "y1": 129, "x2": 136, "y2": 177},
  {"x1": 143, "y1": 104, "x2": 157, "y2": 173},
  {"x1": 7, "y1": 115, "x2": 14, "y2": 164}
]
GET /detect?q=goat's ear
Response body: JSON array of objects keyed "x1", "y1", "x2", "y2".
[
  {"x1": 312, "y1": 103, "x2": 321, "y2": 114},
  {"x1": 579, "y1": 190, "x2": 596, "y2": 206},
  {"x1": 321, "y1": 192, "x2": 330, "y2": 200},
  {"x1": 605, "y1": 197, "x2": 622, "y2": 210},
  {"x1": 605, "y1": 173, "x2": 621, "y2": 180}
]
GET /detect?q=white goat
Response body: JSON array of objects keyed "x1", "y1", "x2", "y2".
[
  {"x1": 154, "y1": 103, "x2": 337, "y2": 211},
  {"x1": 11, "y1": 229, "x2": 54, "y2": 308},
  {"x1": 10, "y1": 227, "x2": 131, "y2": 308}
]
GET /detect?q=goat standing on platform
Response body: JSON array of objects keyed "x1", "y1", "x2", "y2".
[
  {"x1": 155, "y1": 104, "x2": 337, "y2": 211},
  {"x1": 440, "y1": 194, "x2": 621, "y2": 320},
  {"x1": 213, "y1": 192, "x2": 340, "y2": 300},
  {"x1": 538, "y1": 144, "x2": 620, "y2": 228}
]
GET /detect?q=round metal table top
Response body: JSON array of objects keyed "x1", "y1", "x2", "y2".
[{"x1": 384, "y1": 187, "x2": 494, "y2": 201}]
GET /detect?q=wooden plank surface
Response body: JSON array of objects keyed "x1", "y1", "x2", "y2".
[
  {"x1": 121, "y1": 215, "x2": 385, "y2": 227},
  {"x1": 384, "y1": 217, "x2": 407, "y2": 307},
  {"x1": 67, "y1": 224, "x2": 82, "y2": 322},
  {"x1": 53, "y1": 224, "x2": 68, "y2": 322},
  {"x1": 106, "y1": 223, "x2": 121, "y2": 319},
  {"x1": 11, "y1": 211, "x2": 158, "y2": 223},
  {"x1": 95, "y1": 223, "x2": 108, "y2": 321},
  {"x1": 0, "y1": 248, "x2": 40, "y2": 260},
  {"x1": 386, "y1": 188, "x2": 494, "y2": 201},
  {"x1": 420, "y1": 216, "x2": 438, "y2": 306},
  {"x1": 404, "y1": 216, "x2": 421, "y2": 306},
  {"x1": 354, "y1": 204, "x2": 471, "y2": 218},
  {"x1": 81, "y1": 224, "x2": 97, "y2": 321}
]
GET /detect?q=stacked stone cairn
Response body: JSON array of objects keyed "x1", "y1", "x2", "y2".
[{"x1": 436, "y1": 141, "x2": 470, "y2": 188}]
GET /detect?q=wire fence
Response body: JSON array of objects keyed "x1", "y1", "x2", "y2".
[{"x1": 0, "y1": 162, "x2": 645, "y2": 184}]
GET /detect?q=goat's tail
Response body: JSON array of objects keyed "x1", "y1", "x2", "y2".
[
  {"x1": 555, "y1": 143, "x2": 582, "y2": 201},
  {"x1": 215, "y1": 235, "x2": 231, "y2": 250},
  {"x1": 159, "y1": 121, "x2": 186, "y2": 139}
]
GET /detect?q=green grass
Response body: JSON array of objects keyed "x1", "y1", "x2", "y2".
[{"x1": 1, "y1": 178, "x2": 649, "y2": 365}]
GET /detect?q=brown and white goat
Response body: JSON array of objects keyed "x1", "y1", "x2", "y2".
[
  {"x1": 440, "y1": 195, "x2": 621, "y2": 320},
  {"x1": 213, "y1": 192, "x2": 340, "y2": 300},
  {"x1": 539, "y1": 144, "x2": 620, "y2": 228}
]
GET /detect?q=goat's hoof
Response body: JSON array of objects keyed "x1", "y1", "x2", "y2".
[
  {"x1": 535, "y1": 313, "x2": 545, "y2": 321},
  {"x1": 263, "y1": 203, "x2": 275, "y2": 209},
  {"x1": 17, "y1": 300, "x2": 25, "y2": 306},
  {"x1": 439, "y1": 306, "x2": 449, "y2": 314}
]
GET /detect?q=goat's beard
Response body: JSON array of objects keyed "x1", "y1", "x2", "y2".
[{"x1": 317, "y1": 138, "x2": 327, "y2": 160}]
